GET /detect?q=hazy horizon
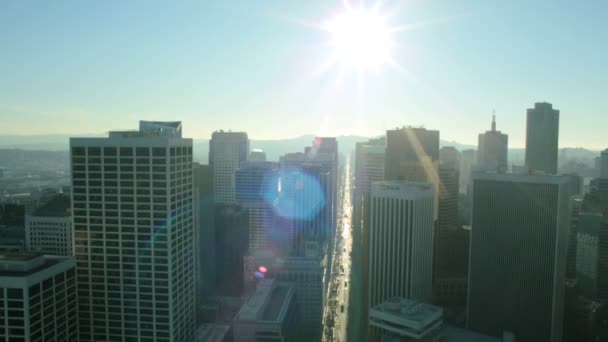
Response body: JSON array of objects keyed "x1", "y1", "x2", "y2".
[{"x1": 2, "y1": 1, "x2": 607, "y2": 149}]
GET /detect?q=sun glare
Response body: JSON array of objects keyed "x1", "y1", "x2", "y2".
[{"x1": 324, "y1": 8, "x2": 392, "y2": 70}]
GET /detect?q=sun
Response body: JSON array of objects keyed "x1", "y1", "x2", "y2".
[{"x1": 323, "y1": 7, "x2": 392, "y2": 71}]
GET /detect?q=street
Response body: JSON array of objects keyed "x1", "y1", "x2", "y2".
[{"x1": 322, "y1": 155, "x2": 359, "y2": 342}]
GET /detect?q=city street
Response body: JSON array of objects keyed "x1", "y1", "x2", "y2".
[{"x1": 323, "y1": 156, "x2": 358, "y2": 342}]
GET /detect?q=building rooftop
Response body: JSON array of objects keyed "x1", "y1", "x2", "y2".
[
  {"x1": 372, "y1": 298, "x2": 503, "y2": 342},
  {"x1": 194, "y1": 324, "x2": 230, "y2": 342},
  {"x1": 31, "y1": 194, "x2": 70, "y2": 217},
  {"x1": 0, "y1": 253, "x2": 68, "y2": 277},
  {"x1": 236, "y1": 278, "x2": 294, "y2": 322},
  {"x1": 372, "y1": 298, "x2": 443, "y2": 328},
  {"x1": 473, "y1": 171, "x2": 570, "y2": 184},
  {"x1": 372, "y1": 181, "x2": 435, "y2": 199}
]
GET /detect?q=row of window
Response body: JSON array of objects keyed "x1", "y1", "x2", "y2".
[{"x1": 72, "y1": 146, "x2": 192, "y2": 157}]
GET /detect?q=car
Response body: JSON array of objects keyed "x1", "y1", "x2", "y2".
[{"x1": 340, "y1": 305, "x2": 345, "y2": 313}]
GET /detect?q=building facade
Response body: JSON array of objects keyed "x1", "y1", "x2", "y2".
[
  {"x1": 477, "y1": 115, "x2": 508, "y2": 172},
  {"x1": 0, "y1": 253, "x2": 78, "y2": 342},
  {"x1": 368, "y1": 181, "x2": 435, "y2": 312},
  {"x1": 209, "y1": 131, "x2": 249, "y2": 205},
  {"x1": 525, "y1": 102, "x2": 560, "y2": 174},
  {"x1": 70, "y1": 121, "x2": 196, "y2": 341},
  {"x1": 467, "y1": 172, "x2": 570, "y2": 342},
  {"x1": 25, "y1": 194, "x2": 72, "y2": 256}
]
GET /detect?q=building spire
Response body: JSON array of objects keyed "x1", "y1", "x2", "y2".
[{"x1": 491, "y1": 110, "x2": 496, "y2": 131}]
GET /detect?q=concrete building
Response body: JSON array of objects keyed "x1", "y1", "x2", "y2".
[
  {"x1": 279, "y1": 153, "x2": 333, "y2": 253},
  {"x1": 384, "y1": 127, "x2": 440, "y2": 218},
  {"x1": 575, "y1": 212, "x2": 603, "y2": 298},
  {"x1": 214, "y1": 204, "x2": 249, "y2": 297},
  {"x1": 468, "y1": 172, "x2": 570, "y2": 342},
  {"x1": 369, "y1": 297, "x2": 503, "y2": 342},
  {"x1": 235, "y1": 161, "x2": 293, "y2": 258},
  {"x1": 0, "y1": 253, "x2": 78, "y2": 341},
  {"x1": 209, "y1": 131, "x2": 249, "y2": 205},
  {"x1": 70, "y1": 121, "x2": 196, "y2": 341},
  {"x1": 193, "y1": 163, "x2": 216, "y2": 316},
  {"x1": 477, "y1": 115, "x2": 508, "y2": 172},
  {"x1": 459, "y1": 149, "x2": 477, "y2": 194},
  {"x1": 601, "y1": 149, "x2": 608, "y2": 179},
  {"x1": 369, "y1": 181, "x2": 435, "y2": 314},
  {"x1": 525, "y1": 102, "x2": 560, "y2": 174},
  {"x1": 249, "y1": 149, "x2": 267, "y2": 162},
  {"x1": 233, "y1": 279, "x2": 298, "y2": 342},
  {"x1": 25, "y1": 194, "x2": 72, "y2": 256},
  {"x1": 244, "y1": 254, "x2": 325, "y2": 338}
]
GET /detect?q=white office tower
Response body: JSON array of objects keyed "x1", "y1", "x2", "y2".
[
  {"x1": 25, "y1": 194, "x2": 73, "y2": 256},
  {"x1": 468, "y1": 172, "x2": 570, "y2": 342},
  {"x1": 209, "y1": 131, "x2": 249, "y2": 205},
  {"x1": 368, "y1": 182, "x2": 435, "y2": 311},
  {"x1": 70, "y1": 121, "x2": 195, "y2": 342},
  {"x1": 0, "y1": 253, "x2": 78, "y2": 341},
  {"x1": 601, "y1": 149, "x2": 608, "y2": 179}
]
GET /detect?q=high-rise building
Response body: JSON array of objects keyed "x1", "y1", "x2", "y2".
[
  {"x1": 70, "y1": 121, "x2": 196, "y2": 341},
  {"x1": 460, "y1": 149, "x2": 477, "y2": 194},
  {"x1": 214, "y1": 204, "x2": 249, "y2": 296},
  {"x1": 25, "y1": 194, "x2": 72, "y2": 256},
  {"x1": 354, "y1": 137, "x2": 385, "y2": 334},
  {"x1": 601, "y1": 149, "x2": 608, "y2": 179},
  {"x1": 434, "y1": 148, "x2": 468, "y2": 309},
  {"x1": 235, "y1": 161, "x2": 293, "y2": 257},
  {"x1": 575, "y1": 212, "x2": 603, "y2": 298},
  {"x1": 368, "y1": 181, "x2": 435, "y2": 310},
  {"x1": 477, "y1": 115, "x2": 508, "y2": 171},
  {"x1": 209, "y1": 131, "x2": 249, "y2": 205},
  {"x1": 525, "y1": 102, "x2": 560, "y2": 174},
  {"x1": 193, "y1": 163, "x2": 216, "y2": 314},
  {"x1": 436, "y1": 148, "x2": 460, "y2": 253},
  {"x1": 0, "y1": 253, "x2": 78, "y2": 341},
  {"x1": 468, "y1": 172, "x2": 570, "y2": 342},
  {"x1": 384, "y1": 127, "x2": 440, "y2": 218},
  {"x1": 280, "y1": 152, "x2": 333, "y2": 251}
]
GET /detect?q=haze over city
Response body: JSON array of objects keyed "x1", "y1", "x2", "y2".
[
  {"x1": 1, "y1": 1, "x2": 607, "y2": 148},
  {"x1": 1, "y1": 1, "x2": 608, "y2": 342}
]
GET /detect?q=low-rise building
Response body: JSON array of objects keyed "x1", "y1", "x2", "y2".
[{"x1": 233, "y1": 278, "x2": 298, "y2": 342}]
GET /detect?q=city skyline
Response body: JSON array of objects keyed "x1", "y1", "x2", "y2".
[{"x1": 1, "y1": 1, "x2": 607, "y2": 148}]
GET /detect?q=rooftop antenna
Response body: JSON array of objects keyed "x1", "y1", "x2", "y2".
[{"x1": 491, "y1": 110, "x2": 496, "y2": 131}]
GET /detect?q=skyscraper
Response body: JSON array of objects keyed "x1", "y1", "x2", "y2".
[
  {"x1": 70, "y1": 121, "x2": 195, "y2": 341},
  {"x1": 0, "y1": 253, "x2": 78, "y2": 342},
  {"x1": 477, "y1": 114, "x2": 508, "y2": 171},
  {"x1": 525, "y1": 102, "x2": 560, "y2": 174},
  {"x1": 434, "y1": 148, "x2": 468, "y2": 309},
  {"x1": 368, "y1": 181, "x2": 435, "y2": 311},
  {"x1": 235, "y1": 161, "x2": 293, "y2": 257},
  {"x1": 601, "y1": 149, "x2": 608, "y2": 179},
  {"x1": 209, "y1": 131, "x2": 249, "y2": 205},
  {"x1": 460, "y1": 149, "x2": 477, "y2": 194},
  {"x1": 25, "y1": 194, "x2": 72, "y2": 256},
  {"x1": 467, "y1": 172, "x2": 570, "y2": 342},
  {"x1": 193, "y1": 163, "x2": 216, "y2": 313},
  {"x1": 384, "y1": 127, "x2": 440, "y2": 217}
]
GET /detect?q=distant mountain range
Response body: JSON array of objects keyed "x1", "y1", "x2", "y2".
[{"x1": 0, "y1": 134, "x2": 600, "y2": 167}]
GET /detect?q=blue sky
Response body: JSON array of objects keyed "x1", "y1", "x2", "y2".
[{"x1": 0, "y1": 0, "x2": 606, "y2": 148}]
